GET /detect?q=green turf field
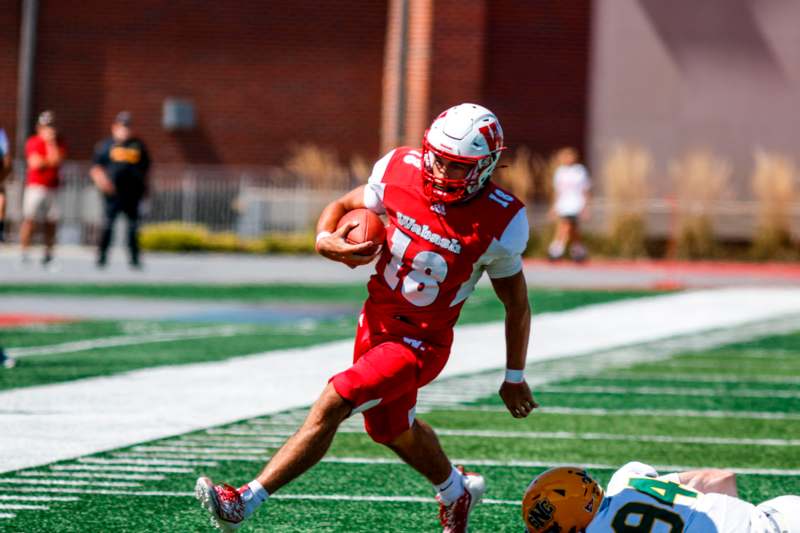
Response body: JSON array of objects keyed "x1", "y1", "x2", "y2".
[
  {"x1": 0, "y1": 286, "x2": 655, "y2": 391},
  {"x1": 1, "y1": 286, "x2": 798, "y2": 531}
]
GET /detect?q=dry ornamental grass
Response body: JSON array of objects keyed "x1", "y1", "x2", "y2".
[
  {"x1": 751, "y1": 150, "x2": 796, "y2": 259},
  {"x1": 284, "y1": 143, "x2": 351, "y2": 190},
  {"x1": 602, "y1": 143, "x2": 651, "y2": 257},
  {"x1": 670, "y1": 149, "x2": 731, "y2": 259}
]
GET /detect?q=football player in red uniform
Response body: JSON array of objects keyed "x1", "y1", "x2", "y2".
[{"x1": 196, "y1": 103, "x2": 537, "y2": 532}]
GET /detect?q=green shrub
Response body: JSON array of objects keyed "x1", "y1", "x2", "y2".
[
  {"x1": 140, "y1": 223, "x2": 210, "y2": 252},
  {"x1": 139, "y1": 223, "x2": 316, "y2": 254},
  {"x1": 260, "y1": 232, "x2": 316, "y2": 254}
]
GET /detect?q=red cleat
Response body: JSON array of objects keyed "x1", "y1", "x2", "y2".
[
  {"x1": 195, "y1": 476, "x2": 246, "y2": 532},
  {"x1": 437, "y1": 466, "x2": 486, "y2": 533}
]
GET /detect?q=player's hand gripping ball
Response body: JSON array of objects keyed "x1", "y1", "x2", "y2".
[{"x1": 336, "y1": 208, "x2": 386, "y2": 256}]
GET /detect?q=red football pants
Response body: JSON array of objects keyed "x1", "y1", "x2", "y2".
[{"x1": 330, "y1": 308, "x2": 451, "y2": 443}]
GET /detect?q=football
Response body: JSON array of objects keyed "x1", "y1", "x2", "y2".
[{"x1": 337, "y1": 208, "x2": 386, "y2": 254}]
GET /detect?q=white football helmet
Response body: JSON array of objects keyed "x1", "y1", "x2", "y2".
[{"x1": 422, "y1": 103, "x2": 504, "y2": 203}]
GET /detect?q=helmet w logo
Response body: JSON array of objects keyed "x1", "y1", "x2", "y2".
[
  {"x1": 479, "y1": 122, "x2": 502, "y2": 152},
  {"x1": 526, "y1": 498, "x2": 555, "y2": 529}
]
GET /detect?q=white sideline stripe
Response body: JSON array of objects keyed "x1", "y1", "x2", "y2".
[
  {"x1": 20, "y1": 471, "x2": 165, "y2": 481},
  {"x1": 7, "y1": 325, "x2": 260, "y2": 358},
  {"x1": 5, "y1": 288, "x2": 800, "y2": 474},
  {"x1": 0, "y1": 478, "x2": 140, "y2": 488},
  {"x1": 0, "y1": 495, "x2": 78, "y2": 502},
  {"x1": 437, "y1": 405, "x2": 800, "y2": 421},
  {"x1": 431, "y1": 429, "x2": 800, "y2": 447},
  {"x1": 0, "y1": 503, "x2": 48, "y2": 510},
  {"x1": 0, "y1": 513, "x2": 16, "y2": 519},
  {"x1": 52, "y1": 464, "x2": 192, "y2": 474},
  {"x1": 82, "y1": 457, "x2": 218, "y2": 467},
  {"x1": 538, "y1": 385, "x2": 800, "y2": 399}
]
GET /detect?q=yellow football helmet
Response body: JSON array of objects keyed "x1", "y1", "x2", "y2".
[{"x1": 522, "y1": 467, "x2": 604, "y2": 533}]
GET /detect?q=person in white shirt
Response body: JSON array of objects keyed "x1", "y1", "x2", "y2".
[
  {"x1": 523, "y1": 462, "x2": 800, "y2": 533},
  {"x1": 548, "y1": 147, "x2": 590, "y2": 262}
]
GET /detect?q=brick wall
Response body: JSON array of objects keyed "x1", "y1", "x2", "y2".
[
  {"x1": 483, "y1": 1, "x2": 591, "y2": 157},
  {"x1": 0, "y1": 2, "x2": 21, "y2": 156},
  {"x1": 384, "y1": 0, "x2": 590, "y2": 156},
  {"x1": 28, "y1": 0, "x2": 388, "y2": 165},
  {"x1": 4, "y1": 2, "x2": 590, "y2": 169},
  {"x1": 429, "y1": 0, "x2": 487, "y2": 119}
]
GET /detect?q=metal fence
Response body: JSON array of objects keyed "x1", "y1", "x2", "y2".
[
  {"x1": 3, "y1": 161, "x2": 357, "y2": 244},
  {"x1": 3, "y1": 161, "x2": 799, "y2": 245}
]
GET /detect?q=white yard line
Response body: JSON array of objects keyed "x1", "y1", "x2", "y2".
[
  {"x1": 0, "y1": 487, "x2": 512, "y2": 506},
  {"x1": 131, "y1": 446, "x2": 263, "y2": 455},
  {"x1": 93, "y1": 451, "x2": 800, "y2": 478},
  {"x1": 0, "y1": 478, "x2": 140, "y2": 487},
  {"x1": 18, "y1": 471, "x2": 165, "y2": 481},
  {"x1": 431, "y1": 429, "x2": 800, "y2": 447},
  {"x1": 2, "y1": 487, "x2": 192, "y2": 497},
  {"x1": 52, "y1": 464, "x2": 191, "y2": 474},
  {"x1": 269, "y1": 493, "x2": 518, "y2": 506},
  {"x1": 0, "y1": 504, "x2": 48, "y2": 511},
  {"x1": 0, "y1": 495, "x2": 78, "y2": 502},
  {"x1": 7, "y1": 325, "x2": 260, "y2": 358},
  {"x1": 140, "y1": 427, "x2": 800, "y2": 448},
  {"x1": 3, "y1": 287, "x2": 800, "y2": 474},
  {"x1": 320, "y1": 457, "x2": 800, "y2": 478},
  {"x1": 593, "y1": 373, "x2": 800, "y2": 385},
  {"x1": 110, "y1": 452, "x2": 265, "y2": 462},
  {"x1": 435, "y1": 405, "x2": 800, "y2": 421},
  {"x1": 537, "y1": 385, "x2": 800, "y2": 398},
  {"x1": 78, "y1": 457, "x2": 218, "y2": 467}
]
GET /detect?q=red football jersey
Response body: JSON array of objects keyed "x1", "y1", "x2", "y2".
[
  {"x1": 362, "y1": 147, "x2": 528, "y2": 340},
  {"x1": 25, "y1": 135, "x2": 66, "y2": 189}
]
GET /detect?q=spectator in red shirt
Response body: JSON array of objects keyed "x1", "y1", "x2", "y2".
[{"x1": 20, "y1": 110, "x2": 66, "y2": 266}]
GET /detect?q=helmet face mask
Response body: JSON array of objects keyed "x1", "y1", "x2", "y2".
[
  {"x1": 522, "y1": 467, "x2": 604, "y2": 533},
  {"x1": 421, "y1": 103, "x2": 504, "y2": 204}
]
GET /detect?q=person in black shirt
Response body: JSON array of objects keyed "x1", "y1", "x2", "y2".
[{"x1": 90, "y1": 111, "x2": 150, "y2": 268}]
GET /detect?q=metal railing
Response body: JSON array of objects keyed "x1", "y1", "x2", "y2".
[
  {"x1": 3, "y1": 161, "x2": 357, "y2": 244},
  {"x1": 3, "y1": 161, "x2": 799, "y2": 244}
]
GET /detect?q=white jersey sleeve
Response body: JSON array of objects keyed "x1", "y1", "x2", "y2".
[
  {"x1": 363, "y1": 149, "x2": 396, "y2": 215},
  {"x1": 449, "y1": 206, "x2": 529, "y2": 306},
  {"x1": 484, "y1": 206, "x2": 529, "y2": 279}
]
